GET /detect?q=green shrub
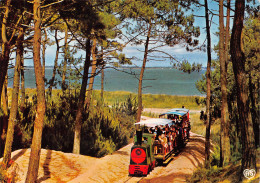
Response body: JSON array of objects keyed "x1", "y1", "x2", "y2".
[
  {"x1": 4, "y1": 91, "x2": 136, "y2": 158},
  {"x1": 187, "y1": 166, "x2": 222, "y2": 183}
]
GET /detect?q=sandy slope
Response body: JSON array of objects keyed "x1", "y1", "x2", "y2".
[
  {"x1": 6, "y1": 108, "x2": 206, "y2": 182},
  {"x1": 7, "y1": 132, "x2": 205, "y2": 183}
]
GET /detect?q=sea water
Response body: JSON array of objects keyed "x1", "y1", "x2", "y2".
[{"x1": 7, "y1": 67, "x2": 205, "y2": 96}]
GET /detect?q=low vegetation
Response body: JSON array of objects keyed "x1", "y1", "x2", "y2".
[
  {"x1": 1, "y1": 89, "x2": 137, "y2": 159},
  {"x1": 93, "y1": 90, "x2": 205, "y2": 109}
]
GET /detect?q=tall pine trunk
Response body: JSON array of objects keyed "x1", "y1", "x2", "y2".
[
  {"x1": 0, "y1": 0, "x2": 12, "y2": 156},
  {"x1": 136, "y1": 22, "x2": 152, "y2": 122},
  {"x1": 230, "y1": 0, "x2": 256, "y2": 173},
  {"x1": 0, "y1": 0, "x2": 11, "y2": 104},
  {"x1": 100, "y1": 47, "x2": 104, "y2": 103},
  {"x1": 42, "y1": 29, "x2": 47, "y2": 78},
  {"x1": 2, "y1": 28, "x2": 23, "y2": 168},
  {"x1": 26, "y1": 0, "x2": 46, "y2": 181},
  {"x1": 85, "y1": 38, "x2": 97, "y2": 109},
  {"x1": 62, "y1": 24, "x2": 68, "y2": 94},
  {"x1": 204, "y1": 0, "x2": 212, "y2": 168},
  {"x1": 73, "y1": 39, "x2": 91, "y2": 154},
  {"x1": 48, "y1": 29, "x2": 60, "y2": 96},
  {"x1": 219, "y1": 0, "x2": 230, "y2": 166},
  {"x1": 20, "y1": 50, "x2": 26, "y2": 111}
]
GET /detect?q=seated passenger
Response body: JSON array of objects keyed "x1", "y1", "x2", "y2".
[
  {"x1": 159, "y1": 133, "x2": 168, "y2": 150},
  {"x1": 167, "y1": 131, "x2": 172, "y2": 151}
]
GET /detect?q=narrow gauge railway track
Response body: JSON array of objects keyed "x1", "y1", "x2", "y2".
[{"x1": 124, "y1": 176, "x2": 145, "y2": 183}]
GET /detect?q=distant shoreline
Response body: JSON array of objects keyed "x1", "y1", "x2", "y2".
[{"x1": 19, "y1": 66, "x2": 207, "y2": 70}]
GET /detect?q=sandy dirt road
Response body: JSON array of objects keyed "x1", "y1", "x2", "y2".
[{"x1": 9, "y1": 132, "x2": 205, "y2": 183}]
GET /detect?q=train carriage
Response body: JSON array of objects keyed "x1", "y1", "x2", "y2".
[{"x1": 129, "y1": 108, "x2": 191, "y2": 176}]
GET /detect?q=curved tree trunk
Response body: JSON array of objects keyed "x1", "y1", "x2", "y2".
[
  {"x1": 230, "y1": 0, "x2": 256, "y2": 173},
  {"x1": 136, "y1": 22, "x2": 152, "y2": 122},
  {"x1": 2, "y1": 28, "x2": 23, "y2": 168},
  {"x1": 2, "y1": 77, "x2": 8, "y2": 114},
  {"x1": 219, "y1": 0, "x2": 230, "y2": 167},
  {"x1": 26, "y1": 0, "x2": 46, "y2": 181},
  {"x1": 204, "y1": 0, "x2": 212, "y2": 169},
  {"x1": 73, "y1": 39, "x2": 91, "y2": 154}
]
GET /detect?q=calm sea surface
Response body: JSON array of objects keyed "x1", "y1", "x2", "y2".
[{"x1": 7, "y1": 67, "x2": 205, "y2": 96}]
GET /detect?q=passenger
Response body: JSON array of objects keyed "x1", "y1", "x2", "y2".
[
  {"x1": 144, "y1": 127, "x2": 149, "y2": 133},
  {"x1": 162, "y1": 133, "x2": 168, "y2": 153},
  {"x1": 172, "y1": 127, "x2": 178, "y2": 149},
  {"x1": 165, "y1": 124, "x2": 170, "y2": 133},
  {"x1": 178, "y1": 124, "x2": 184, "y2": 149},
  {"x1": 157, "y1": 126, "x2": 162, "y2": 137},
  {"x1": 159, "y1": 133, "x2": 168, "y2": 150},
  {"x1": 149, "y1": 127, "x2": 154, "y2": 134},
  {"x1": 167, "y1": 131, "x2": 172, "y2": 151},
  {"x1": 154, "y1": 126, "x2": 158, "y2": 138}
]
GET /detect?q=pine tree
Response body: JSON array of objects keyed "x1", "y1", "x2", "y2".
[
  {"x1": 26, "y1": 0, "x2": 46, "y2": 181},
  {"x1": 219, "y1": 0, "x2": 231, "y2": 166},
  {"x1": 118, "y1": 0, "x2": 200, "y2": 122},
  {"x1": 230, "y1": 0, "x2": 256, "y2": 173}
]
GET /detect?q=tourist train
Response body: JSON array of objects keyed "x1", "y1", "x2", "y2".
[{"x1": 129, "y1": 108, "x2": 191, "y2": 176}]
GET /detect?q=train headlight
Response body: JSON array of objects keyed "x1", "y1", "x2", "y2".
[{"x1": 131, "y1": 148, "x2": 146, "y2": 164}]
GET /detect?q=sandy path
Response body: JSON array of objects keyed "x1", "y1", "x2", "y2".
[{"x1": 70, "y1": 132, "x2": 205, "y2": 183}]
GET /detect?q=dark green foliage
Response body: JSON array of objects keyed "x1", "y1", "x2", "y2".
[
  {"x1": 80, "y1": 95, "x2": 136, "y2": 157},
  {"x1": 0, "y1": 92, "x2": 136, "y2": 158}
]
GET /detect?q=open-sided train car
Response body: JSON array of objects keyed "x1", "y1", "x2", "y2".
[
  {"x1": 159, "y1": 108, "x2": 191, "y2": 142},
  {"x1": 129, "y1": 109, "x2": 191, "y2": 176}
]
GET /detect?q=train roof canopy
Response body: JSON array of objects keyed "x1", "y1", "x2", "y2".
[
  {"x1": 159, "y1": 108, "x2": 189, "y2": 117},
  {"x1": 135, "y1": 118, "x2": 175, "y2": 127}
]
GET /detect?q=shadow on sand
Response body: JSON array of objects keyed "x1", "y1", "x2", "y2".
[
  {"x1": 37, "y1": 149, "x2": 52, "y2": 182},
  {"x1": 11, "y1": 149, "x2": 27, "y2": 161}
]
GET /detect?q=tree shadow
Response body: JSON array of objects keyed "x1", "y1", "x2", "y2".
[
  {"x1": 37, "y1": 149, "x2": 52, "y2": 182},
  {"x1": 181, "y1": 145, "x2": 204, "y2": 168},
  {"x1": 11, "y1": 149, "x2": 27, "y2": 161}
]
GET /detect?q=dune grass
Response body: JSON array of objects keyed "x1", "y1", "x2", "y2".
[
  {"x1": 7, "y1": 88, "x2": 205, "y2": 110},
  {"x1": 93, "y1": 90, "x2": 205, "y2": 110}
]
